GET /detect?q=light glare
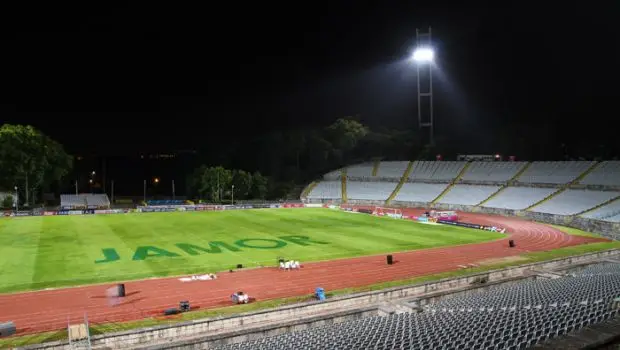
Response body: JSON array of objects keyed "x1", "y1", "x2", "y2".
[{"x1": 412, "y1": 48, "x2": 434, "y2": 62}]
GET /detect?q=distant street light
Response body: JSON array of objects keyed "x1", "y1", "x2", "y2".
[
  {"x1": 154, "y1": 177, "x2": 160, "y2": 184},
  {"x1": 92, "y1": 171, "x2": 96, "y2": 175},
  {"x1": 231, "y1": 185, "x2": 235, "y2": 205}
]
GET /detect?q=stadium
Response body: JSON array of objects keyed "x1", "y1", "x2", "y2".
[{"x1": 1, "y1": 159, "x2": 619, "y2": 349}]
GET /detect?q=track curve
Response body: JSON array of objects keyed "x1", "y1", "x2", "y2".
[{"x1": 0, "y1": 209, "x2": 607, "y2": 335}]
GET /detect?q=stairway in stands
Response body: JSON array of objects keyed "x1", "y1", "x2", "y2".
[
  {"x1": 477, "y1": 162, "x2": 532, "y2": 206},
  {"x1": 341, "y1": 168, "x2": 348, "y2": 203},
  {"x1": 385, "y1": 161, "x2": 414, "y2": 204},
  {"x1": 430, "y1": 162, "x2": 472, "y2": 204},
  {"x1": 371, "y1": 159, "x2": 381, "y2": 177}
]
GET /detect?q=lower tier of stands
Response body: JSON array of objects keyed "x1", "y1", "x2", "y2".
[{"x1": 215, "y1": 262, "x2": 620, "y2": 350}]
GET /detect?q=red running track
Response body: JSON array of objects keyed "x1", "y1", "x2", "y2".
[{"x1": 0, "y1": 210, "x2": 607, "y2": 335}]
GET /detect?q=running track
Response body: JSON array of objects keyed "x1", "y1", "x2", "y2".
[{"x1": 0, "y1": 209, "x2": 607, "y2": 335}]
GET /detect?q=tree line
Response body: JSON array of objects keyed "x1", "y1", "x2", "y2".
[
  {"x1": 186, "y1": 166, "x2": 268, "y2": 202},
  {"x1": 0, "y1": 124, "x2": 73, "y2": 207}
]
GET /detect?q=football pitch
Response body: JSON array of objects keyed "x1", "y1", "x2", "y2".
[{"x1": 0, "y1": 209, "x2": 504, "y2": 293}]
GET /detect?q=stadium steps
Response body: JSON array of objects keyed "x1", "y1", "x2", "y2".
[
  {"x1": 509, "y1": 161, "x2": 532, "y2": 184},
  {"x1": 371, "y1": 159, "x2": 380, "y2": 177},
  {"x1": 430, "y1": 162, "x2": 472, "y2": 204},
  {"x1": 341, "y1": 168, "x2": 348, "y2": 203},
  {"x1": 525, "y1": 187, "x2": 566, "y2": 211},
  {"x1": 577, "y1": 195, "x2": 620, "y2": 217},
  {"x1": 300, "y1": 181, "x2": 318, "y2": 199},
  {"x1": 385, "y1": 161, "x2": 414, "y2": 204},
  {"x1": 573, "y1": 161, "x2": 601, "y2": 185}
]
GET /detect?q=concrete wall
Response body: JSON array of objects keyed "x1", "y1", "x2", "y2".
[{"x1": 19, "y1": 249, "x2": 619, "y2": 350}]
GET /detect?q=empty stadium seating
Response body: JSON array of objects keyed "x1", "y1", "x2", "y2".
[
  {"x1": 460, "y1": 161, "x2": 528, "y2": 183},
  {"x1": 408, "y1": 161, "x2": 467, "y2": 182},
  {"x1": 437, "y1": 185, "x2": 502, "y2": 206},
  {"x1": 346, "y1": 163, "x2": 374, "y2": 178},
  {"x1": 306, "y1": 161, "x2": 620, "y2": 222},
  {"x1": 393, "y1": 183, "x2": 448, "y2": 203},
  {"x1": 581, "y1": 199, "x2": 620, "y2": 221},
  {"x1": 579, "y1": 161, "x2": 620, "y2": 187},
  {"x1": 306, "y1": 181, "x2": 341, "y2": 200},
  {"x1": 376, "y1": 161, "x2": 409, "y2": 179},
  {"x1": 146, "y1": 199, "x2": 184, "y2": 206},
  {"x1": 323, "y1": 169, "x2": 342, "y2": 180},
  {"x1": 481, "y1": 187, "x2": 558, "y2": 210},
  {"x1": 214, "y1": 263, "x2": 620, "y2": 350},
  {"x1": 347, "y1": 182, "x2": 397, "y2": 201},
  {"x1": 532, "y1": 190, "x2": 620, "y2": 215},
  {"x1": 516, "y1": 161, "x2": 595, "y2": 184},
  {"x1": 61, "y1": 194, "x2": 110, "y2": 209}
]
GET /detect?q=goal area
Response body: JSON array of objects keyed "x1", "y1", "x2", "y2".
[{"x1": 372, "y1": 207, "x2": 403, "y2": 218}]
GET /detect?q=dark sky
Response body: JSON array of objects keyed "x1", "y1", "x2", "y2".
[{"x1": 6, "y1": 1, "x2": 620, "y2": 155}]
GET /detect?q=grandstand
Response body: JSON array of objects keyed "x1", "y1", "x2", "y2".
[
  {"x1": 215, "y1": 262, "x2": 620, "y2": 350},
  {"x1": 304, "y1": 160, "x2": 620, "y2": 223},
  {"x1": 60, "y1": 194, "x2": 110, "y2": 209}
]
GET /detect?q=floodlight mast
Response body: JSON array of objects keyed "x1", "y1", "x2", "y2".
[{"x1": 415, "y1": 27, "x2": 434, "y2": 147}]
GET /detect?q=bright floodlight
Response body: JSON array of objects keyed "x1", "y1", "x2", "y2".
[{"x1": 412, "y1": 47, "x2": 434, "y2": 62}]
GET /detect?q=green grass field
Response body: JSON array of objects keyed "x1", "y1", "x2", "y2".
[{"x1": 0, "y1": 209, "x2": 505, "y2": 293}]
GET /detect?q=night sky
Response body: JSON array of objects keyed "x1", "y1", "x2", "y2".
[{"x1": 7, "y1": 1, "x2": 620, "y2": 156}]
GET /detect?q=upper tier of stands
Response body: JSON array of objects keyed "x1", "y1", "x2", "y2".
[
  {"x1": 437, "y1": 185, "x2": 501, "y2": 206},
  {"x1": 345, "y1": 163, "x2": 374, "y2": 178},
  {"x1": 214, "y1": 262, "x2": 620, "y2": 350},
  {"x1": 61, "y1": 194, "x2": 110, "y2": 209},
  {"x1": 460, "y1": 161, "x2": 527, "y2": 183},
  {"x1": 516, "y1": 161, "x2": 595, "y2": 184},
  {"x1": 408, "y1": 161, "x2": 466, "y2": 181},
  {"x1": 532, "y1": 189, "x2": 620, "y2": 216},
  {"x1": 579, "y1": 161, "x2": 620, "y2": 187},
  {"x1": 376, "y1": 161, "x2": 409, "y2": 179}
]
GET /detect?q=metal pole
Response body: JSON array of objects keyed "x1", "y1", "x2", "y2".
[
  {"x1": 14, "y1": 186, "x2": 18, "y2": 212},
  {"x1": 231, "y1": 185, "x2": 234, "y2": 205},
  {"x1": 172, "y1": 180, "x2": 175, "y2": 200},
  {"x1": 143, "y1": 180, "x2": 146, "y2": 203},
  {"x1": 111, "y1": 180, "x2": 114, "y2": 204},
  {"x1": 75, "y1": 180, "x2": 78, "y2": 195}
]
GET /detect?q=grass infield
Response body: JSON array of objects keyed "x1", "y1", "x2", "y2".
[{"x1": 0, "y1": 208, "x2": 504, "y2": 293}]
